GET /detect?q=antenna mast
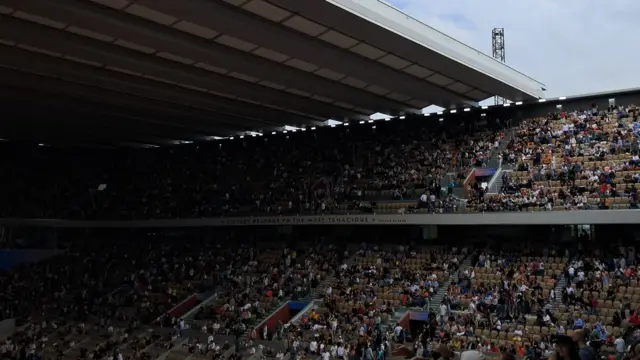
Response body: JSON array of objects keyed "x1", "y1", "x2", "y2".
[{"x1": 492, "y1": 28, "x2": 506, "y2": 105}]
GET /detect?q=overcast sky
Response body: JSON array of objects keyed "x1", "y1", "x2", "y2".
[{"x1": 376, "y1": 0, "x2": 639, "y2": 113}]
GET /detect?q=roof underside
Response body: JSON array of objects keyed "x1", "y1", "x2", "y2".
[{"x1": 0, "y1": 0, "x2": 536, "y2": 146}]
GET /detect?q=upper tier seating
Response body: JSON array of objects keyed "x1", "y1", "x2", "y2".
[
  {"x1": 0, "y1": 117, "x2": 507, "y2": 219},
  {"x1": 468, "y1": 106, "x2": 640, "y2": 212}
]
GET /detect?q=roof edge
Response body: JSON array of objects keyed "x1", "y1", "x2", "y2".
[{"x1": 326, "y1": 0, "x2": 546, "y2": 99}]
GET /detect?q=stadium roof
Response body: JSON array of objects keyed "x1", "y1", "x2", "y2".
[{"x1": 0, "y1": 0, "x2": 546, "y2": 146}]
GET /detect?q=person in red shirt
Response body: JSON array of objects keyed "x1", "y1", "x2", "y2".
[{"x1": 629, "y1": 311, "x2": 640, "y2": 325}]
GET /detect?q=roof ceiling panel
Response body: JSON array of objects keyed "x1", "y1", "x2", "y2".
[
  {"x1": 228, "y1": 72, "x2": 259, "y2": 83},
  {"x1": 214, "y1": 34, "x2": 258, "y2": 52},
  {"x1": 274, "y1": 0, "x2": 542, "y2": 101},
  {"x1": 156, "y1": 51, "x2": 194, "y2": 65},
  {"x1": 386, "y1": 92, "x2": 411, "y2": 102},
  {"x1": 315, "y1": 68, "x2": 345, "y2": 81},
  {"x1": 123, "y1": 4, "x2": 176, "y2": 25},
  {"x1": 113, "y1": 39, "x2": 156, "y2": 54},
  {"x1": 0, "y1": 66, "x2": 294, "y2": 131},
  {"x1": 406, "y1": 99, "x2": 430, "y2": 108},
  {"x1": 87, "y1": 0, "x2": 130, "y2": 10},
  {"x1": 13, "y1": 11, "x2": 66, "y2": 29},
  {"x1": 334, "y1": 101, "x2": 355, "y2": 109},
  {"x1": 142, "y1": 74, "x2": 176, "y2": 85},
  {"x1": 353, "y1": 107, "x2": 373, "y2": 114},
  {"x1": 340, "y1": 76, "x2": 368, "y2": 89},
  {"x1": 446, "y1": 82, "x2": 473, "y2": 94},
  {"x1": 402, "y1": 64, "x2": 433, "y2": 78},
  {"x1": 284, "y1": 58, "x2": 318, "y2": 72},
  {"x1": 377, "y1": 54, "x2": 411, "y2": 70},
  {"x1": 63, "y1": 55, "x2": 102, "y2": 67},
  {"x1": 349, "y1": 42, "x2": 386, "y2": 60},
  {"x1": 364, "y1": 85, "x2": 390, "y2": 96},
  {"x1": 286, "y1": 88, "x2": 312, "y2": 97},
  {"x1": 258, "y1": 80, "x2": 286, "y2": 90},
  {"x1": 16, "y1": 44, "x2": 62, "y2": 58},
  {"x1": 242, "y1": 0, "x2": 291, "y2": 22},
  {"x1": 221, "y1": 0, "x2": 250, "y2": 6},
  {"x1": 1, "y1": 1, "x2": 405, "y2": 116},
  {"x1": 65, "y1": 26, "x2": 114, "y2": 42},
  {"x1": 426, "y1": 73, "x2": 455, "y2": 86},
  {"x1": 106, "y1": 66, "x2": 142, "y2": 76},
  {"x1": 130, "y1": 0, "x2": 472, "y2": 106},
  {"x1": 0, "y1": 24, "x2": 355, "y2": 120},
  {"x1": 311, "y1": 95, "x2": 334, "y2": 103},
  {"x1": 252, "y1": 47, "x2": 289, "y2": 62},
  {"x1": 318, "y1": 30, "x2": 359, "y2": 49},
  {"x1": 466, "y1": 89, "x2": 490, "y2": 100},
  {"x1": 193, "y1": 62, "x2": 228, "y2": 74},
  {"x1": 178, "y1": 83, "x2": 208, "y2": 92},
  {"x1": 171, "y1": 21, "x2": 219, "y2": 39},
  {"x1": 281, "y1": 16, "x2": 327, "y2": 36},
  {"x1": 0, "y1": 0, "x2": 474, "y2": 144}
]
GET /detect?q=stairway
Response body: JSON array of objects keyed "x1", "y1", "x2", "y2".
[
  {"x1": 428, "y1": 254, "x2": 473, "y2": 313},
  {"x1": 551, "y1": 272, "x2": 567, "y2": 313},
  {"x1": 381, "y1": 307, "x2": 410, "y2": 332},
  {"x1": 487, "y1": 128, "x2": 516, "y2": 169},
  {"x1": 240, "y1": 298, "x2": 288, "y2": 345},
  {"x1": 240, "y1": 271, "x2": 341, "y2": 343},
  {"x1": 487, "y1": 170, "x2": 504, "y2": 194}
]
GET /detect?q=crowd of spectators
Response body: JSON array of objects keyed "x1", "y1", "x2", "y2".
[
  {"x1": 5, "y1": 230, "x2": 640, "y2": 360},
  {"x1": 2, "y1": 104, "x2": 640, "y2": 219},
  {"x1": 468, "y1": 105, "x2": 640, "y2": 212},
  {"x1": 187, "y1": 243, "x2": 346, "y2": 345},
  {"x1": 0, "y1": 115, "x2": 508, "y2": 220},
  {"x1": 0, "y1": 233, "x2": 347, "y2": 360},
  {"x1": 364, "y1": 239, "x2": 640, "y2": 360},
  {"x1": 277, "y1": 244, "x2": 466, "y2": 360}
]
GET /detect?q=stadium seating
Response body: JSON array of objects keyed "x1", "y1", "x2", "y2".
[
  {"x1": 0, "y1": 116, "x2": 507, "y2": 219},
  {"x1": 3, "y1": 236, "x2": 638, "y2": 360},
  {"x1": 0, "y1": 237, "x2": 344, "y2": 360},
  {"x1": 470, "y1": 108, "x2": 640, "y2": 212},
  {"x1": 1, "y1": 106, "x2": 639, "y2": 219},
  {"x1": 287, "y1": 245, "x2": 466, "y2": 356}
]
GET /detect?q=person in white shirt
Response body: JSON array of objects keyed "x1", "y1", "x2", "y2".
[
  {"x1": 309, "y1": 340, "x2": 318, "y2": 354},
  {"x1": 614, "y1": 335, "x2": 625, "y2": 359},
  {"x1": 440, "y1": 303, "x2": 448, "y2": 326},
  {"x1": 568, "y1": 266, "x2": 575, "y2": 283},
  {"x1": 468, "y1": 300, "x2": 476, "y2": 314}
]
